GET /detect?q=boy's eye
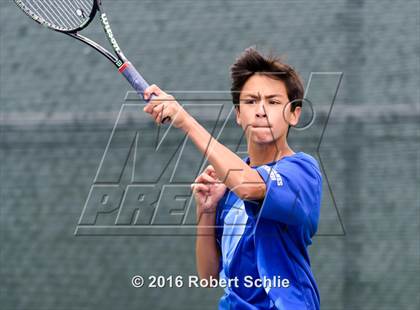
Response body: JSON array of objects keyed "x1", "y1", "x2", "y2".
[
  {"x1": 244, "y1": 99, "x2": 256, "y2": 104},
  {"x1": 269, "y1": 100, "x2": 281, "y2": 105}
]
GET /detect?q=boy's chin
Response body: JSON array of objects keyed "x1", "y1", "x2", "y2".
[{"x1": 250, "y1": 137, "x2": 277, "y2": 145}]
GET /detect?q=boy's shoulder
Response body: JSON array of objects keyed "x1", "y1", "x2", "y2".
[
  {"x1": 267, "y1": 152, "x2": 322, "y2": 186},
  {"x1": 260, "y1": 151, "x2": 321, "y2": 172},
  {"x1": 287, "y1": 152, "x2": 320, "y2": 169}
]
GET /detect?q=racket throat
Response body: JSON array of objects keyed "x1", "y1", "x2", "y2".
[{"x1": 100, "y1": 13, "x2": 124, "y2": 60}]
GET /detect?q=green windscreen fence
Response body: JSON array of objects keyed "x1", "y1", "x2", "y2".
[{"x1": 1, "y1": 0, "x2": 419, "y2": 309}]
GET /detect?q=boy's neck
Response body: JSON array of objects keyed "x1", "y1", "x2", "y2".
[{"x1": 248, "y1": 140, "x2": 295, "y2": 167}]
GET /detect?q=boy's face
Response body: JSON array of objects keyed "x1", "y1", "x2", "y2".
[{"x1": 236, "y1": 74, "x2": 301, "y2": 145}]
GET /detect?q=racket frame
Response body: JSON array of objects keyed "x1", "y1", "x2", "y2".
[
  {"x1": 14, "y1": 0, "x2": 97, "y2": 32},
  {"x1": 14, "y1": 0, "x2": 170, "y2": 123},
  {"x1": 15, "y1": 0, "x2": 127, "y2": 68}
]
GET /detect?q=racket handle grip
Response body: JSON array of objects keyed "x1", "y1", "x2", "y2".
[{"x1": 119, "y1": 62, "x2": 171, "y2": 124}]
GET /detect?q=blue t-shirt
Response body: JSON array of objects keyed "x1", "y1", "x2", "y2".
[{"x1": 215, "y1": 152, "x2": 322, "y2": 310}]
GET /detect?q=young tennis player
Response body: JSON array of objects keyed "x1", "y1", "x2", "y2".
[{"x1": 143, "y1": 47, "x2": 322, "y2": 310}]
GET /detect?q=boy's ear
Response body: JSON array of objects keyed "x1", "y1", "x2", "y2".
[
  {"x1": 288, "y1": 106, "x2": 302, "y2": 127},
  {"x1": 235, "y1": 106, "x2": 242, "y2": 126}
]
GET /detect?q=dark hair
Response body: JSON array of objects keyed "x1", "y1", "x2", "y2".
[{"x1": 230, "y1": 47, "x2": 304, "y2": 112}]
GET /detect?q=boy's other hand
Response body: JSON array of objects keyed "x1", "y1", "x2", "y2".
[{"x1": 191, "y1": 165, "x2": 227, "y2": 218}]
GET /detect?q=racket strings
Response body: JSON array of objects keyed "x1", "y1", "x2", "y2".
[{"x1": 19, "y1": 0, "x2": 94, "y2": 31}]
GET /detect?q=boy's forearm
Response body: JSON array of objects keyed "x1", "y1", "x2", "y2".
[
  {"x1": 181, "y1": 115, "x2": 265, "y2": 200},
  {"x1": 196, "y1": 211, "x2": 217, "y2": 235},
  {"x1": 196, "y1": 212, "x2": 219, "y2": 280}
]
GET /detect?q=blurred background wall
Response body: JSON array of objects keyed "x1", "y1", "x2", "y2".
[{"x1": 1, "y1": 0, "x2": 419, "y2": 309}]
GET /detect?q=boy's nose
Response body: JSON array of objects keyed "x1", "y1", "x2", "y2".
[{"x1": 255, "y1": 102, "x2": 267, "y2": 118}]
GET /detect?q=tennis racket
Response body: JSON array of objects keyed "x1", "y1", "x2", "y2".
[{"x1": 14, "y1": 0, "x2": 170, "y2": 123}]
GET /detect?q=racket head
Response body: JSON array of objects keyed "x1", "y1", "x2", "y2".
[{"x1": 14, "y1": 0, "x2": 98, "y2": 33}]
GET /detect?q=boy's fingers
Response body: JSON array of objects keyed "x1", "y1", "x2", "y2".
[
  {"x1": 195, "y1": 172, "x2": 217, "y2": 184},
  {"x1": 143, "y1": 84, "x2": 162, "y2": 100},
  {"x1": 205, "y1": 165, "x2": 221, "y2": 181},
  {"x1": 144, "y1": 99, "x2": 162, "y2": 113},
  {"x1": 205, "y1": 165, "x2": 215, "y2": 174},
  {"x1": 192, "y1": 183, "x2": 210, "y2": 193},
  {"x1": 143, "y1": 85, "x2": 167, "y2": 113},
  {"x1": 151, "y1": 104, "x2": 165, "y2": 121},
  {"x1": 194, "y1": 174, "x2": 205, "y2": 184}
]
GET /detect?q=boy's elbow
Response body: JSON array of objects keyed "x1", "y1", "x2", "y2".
[
  {"x1": 236, "y1": 183, "x2": 266, "y2": 201},
  {"x1": 196, "y1": 263, "x2": 220, "y2": 282},
  {"x1": 197, "y1": 272, "x2": 219, "y2": 287}
]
